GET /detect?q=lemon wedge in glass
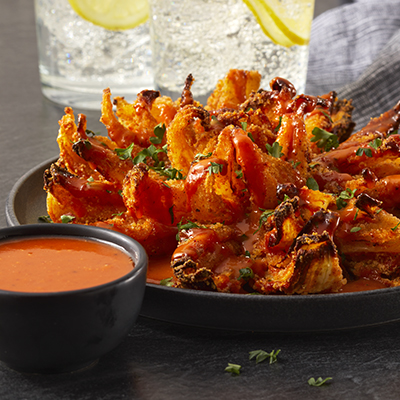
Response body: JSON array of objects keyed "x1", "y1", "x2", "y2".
[
  {"x1": 68, "y1": 0, "x2": 149, "y2": 30},
  {"x1": 243, "y1": 0, "x2": 314, "y2": 48}
]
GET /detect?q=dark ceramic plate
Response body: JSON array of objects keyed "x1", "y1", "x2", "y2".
[{"x1": 6, "y1": 159, "x2": 400, "y2": 332}]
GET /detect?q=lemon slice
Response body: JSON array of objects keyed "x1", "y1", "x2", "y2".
[
  {"x1": 243, "y1": 0, "x2": 314, "y2": 47},
  {"x1": 68, "y1": 0, "x2": 149, "y2": 30}
]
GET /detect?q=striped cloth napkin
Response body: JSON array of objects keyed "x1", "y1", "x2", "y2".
[{"x1": 306, "y1": 0, "x2": 400, "y2": 129}]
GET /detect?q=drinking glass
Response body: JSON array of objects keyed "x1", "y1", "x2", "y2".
[
  {"x1": 34, "y1": 0, "x2": 153, "y2": 110},
  {"x1": 149, "y1": 0, "x2": 315, "y2": 102}
]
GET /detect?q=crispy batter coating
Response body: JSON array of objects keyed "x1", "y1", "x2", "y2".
[
  {"x1": 206, "y1": 69, "x2": 261, "y2": 110},
  {"x1": 44, "y1": 68, "x2": 400, "y2": 294}
]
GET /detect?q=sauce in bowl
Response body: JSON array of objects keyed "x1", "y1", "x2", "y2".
[{"x1": 0, "y1": 236, "x2": 134, "y2": 292}]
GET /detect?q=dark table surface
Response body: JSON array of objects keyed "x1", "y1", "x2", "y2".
[{"x1": 2, "y1": 1, "x2": 400, "y2": 399}]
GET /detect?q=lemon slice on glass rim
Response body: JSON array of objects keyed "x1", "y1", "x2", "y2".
[
  {"x1": 243, "y1": 0, "x2": 314, "y2": 48},
  {"x1": 68, "y1": 0, "x2": 149, "y2": 30}
]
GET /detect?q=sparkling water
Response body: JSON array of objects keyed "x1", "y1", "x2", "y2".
[
  {"x1": 149, "y1": 0, "x2": 313, "y2": 102},
  {"x1": 34, "y1": 0, "x2": 153, "y2": 109}
]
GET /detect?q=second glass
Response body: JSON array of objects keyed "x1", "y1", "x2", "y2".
[
  {"x1": 34, "y1": 0, "x2": 153, "y2": 110},
  {"x1": 149, "y1": 0, "x2": 315, "y2": 102}
]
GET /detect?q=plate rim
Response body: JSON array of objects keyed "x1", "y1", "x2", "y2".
[{"x1": 7, "y1": 158, "x2": 400, "y2": 332}]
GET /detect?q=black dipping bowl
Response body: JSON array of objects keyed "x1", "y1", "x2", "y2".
[{"x1": 0, "y1": 224, "x2": 148, "y2": 374}]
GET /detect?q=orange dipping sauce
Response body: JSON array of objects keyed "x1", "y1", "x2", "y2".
[{"x1": 0, "y1": 237, "x2": 134, "y2": 293}]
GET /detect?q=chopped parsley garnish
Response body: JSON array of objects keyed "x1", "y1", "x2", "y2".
[
  {"x1": 208, "y1": 162, "x2": 224, "y2": 175},
  {"x1": 176, "y1": 220, "x2": 206, "y2": 240},
  {"x1": 306, "y1": 177, "x2": 319, "y2": 191},
  {"x1": 193, "y1": 152, "x2": 212, "y2": 162},
  {"x1": 350, "y1": 227, "x2": 361, "y2": 233},
  {"x1": 115, "y1": 142, "x2": 135, "y2": 160},
  {"x1": 356, "y1": 137, "x2": 383, "y2": 158},
  {"x1": 235, "y1": 169, "x2": 243, "y2": 179},
  {"x1": 266, "y1": 141, "x2": 284, "y2": 158},
  {"x1": 391, "y1": 221, "x2": 400, "y2": 231},
  {"x1": 249, "y1": 349, "x2": 281, "y2": 364},
  {"x1": 169, "y1": 206, "x2": 174, "y2": 224},
  {"x1": 321, "y1": 110, "x2": 333, "y2": 123},
  {"x1": 149, "y1": 123, "x2": 166, "y2": 145},
  {"x1": 247, "y1": 132, "x2": 255, "y2": 142},
  {"x1": 160, "y1": 277, "x2": 174, "y2": 287},
  {"x1": 83, "y1": 139, "x2": 92, "y2": 150},
  {"x1": 38, "y1": 215, "x2": 52, "y2": 223},
  {"x1": 254, "y1": 209, "x2": 274, "y2": 233},
  {"x1": 158, "y1": 168, "x2": 184, "y2": 180},
  {"x1": 369, "y1": 137, "x2": 382, "y2": 150},
  {"x1": 355, "y1": 147, "x2": 372, "y2": 158},
  {"x1": 308, "y1": 377, "x2": 332, "y2": 387},
  {"x1": 225, "y1": 363, "x2": 241, "y2": 376},
  {"x1": 311, "y1": 127, "x2": 339, "y2": 152},
  {"x1": 133, "y1": 144, "x2": 167, "y2": 167},
  {"x1": 237, "y1": 267, "x2": 254, "y2": 281},
  {"x1": 60, "y1": 215, "x2": 75, "y2": 224},
  {"x1": 115, "y1": 125, "x2": 175, "y2": 179},
  {"x1": 240, "y1": 121, "x2": 255, "y2": 142},
  {"x1": 290, "y1": 161, "x2": 301, "y2": 169},
  {"x1": 274, "y1": 116, "x2": 282, "y2": 132},
  {"x1": 336, "y1": 188, "x2": 357, "y2": 210}
]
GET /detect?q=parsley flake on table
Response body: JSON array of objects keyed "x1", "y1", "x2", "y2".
[
  {"x1": 115, "y1": 124, "x2": 168, "y2": 171},
  {"x1": 249, "y1": 349, "x2": 281, "y2": 364},
  {"x1": 308, "y1": 377, "x2": 332, "y2": 387},
  {"x1": 225, "y1": 363, "x2": 241, "y2": 375}
]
